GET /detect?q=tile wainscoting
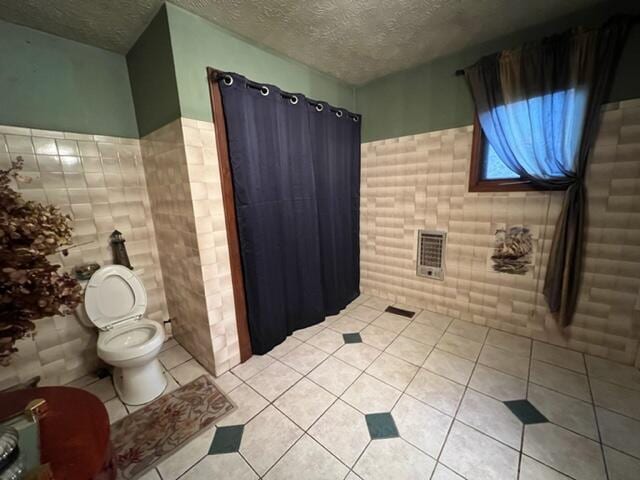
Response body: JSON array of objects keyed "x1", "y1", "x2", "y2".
[
  {"x1": 0, "y1": 125, "x2": 168, "y2": 388},
  {"x1": 360, "y1": 99, "x2": 640, "y2": 366},
  {"x1": 141, "y1": 118, "x2": 240, "y2": 377}
]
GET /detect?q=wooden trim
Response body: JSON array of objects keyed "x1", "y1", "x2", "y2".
[
  {"x1": 206, "y1": 67, "x2": 252, "y2": 363},
  {"x1": 468, "y1": 114, "x2": 567, "y2": 193}
]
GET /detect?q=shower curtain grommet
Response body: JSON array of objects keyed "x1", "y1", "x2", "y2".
[
  {"x1": 260, "y1": 86, "x2": 269, "y2": 96},
  {"x1": 289, "y1": 95, "x2": 299, "y2": 105},
  {"x1": 315, "y1": 104, "x2": 324, "y2": 112},
  {"x1": 223, "y1": 75, "x2": 233, "y2": 86},
  {"x1": 336, "y1": 110, "x2": 343, "y2": 118}
]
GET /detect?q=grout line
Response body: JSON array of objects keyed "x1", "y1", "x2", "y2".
[
  {"x1": 584, "y1": 353, "x2": 610, "y2": 480},
  {"x1": 517, "y1": 332, "x2": 535, "y2": 480}
]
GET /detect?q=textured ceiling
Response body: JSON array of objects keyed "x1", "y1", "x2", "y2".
[{"x1": 0, "y1": 0, "x2": 603, "y2": 85}]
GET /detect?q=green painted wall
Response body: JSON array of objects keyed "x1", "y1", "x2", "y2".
[
  {"x1": 127, "y1": 5, "x2": 181, "y2": 137},
  {"x1": 0, "y1": 19, "x2": 138, "y2": 138},
  {"x1": 165, "y1": 3, "x2": 355, "y2": 126},
  {"x1": 356, "y1": 2, "x2": 640, "y2": 142}
]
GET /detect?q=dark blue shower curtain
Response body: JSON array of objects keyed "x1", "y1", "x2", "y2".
[{"x1": 219, "y1": 73, "x2": 361, "y2": 354}]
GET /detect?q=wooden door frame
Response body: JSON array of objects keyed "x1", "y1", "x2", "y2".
[{"x1": 206, "y1": 67, "x2": 252, "y2": 362}]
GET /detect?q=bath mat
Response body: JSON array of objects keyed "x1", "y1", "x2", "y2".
[{"x1": 110, "y1": 375, "x2": 235, "y2": 480}]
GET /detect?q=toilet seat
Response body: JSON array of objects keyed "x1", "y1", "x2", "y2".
[
  {"x1": 84, "y1": 264, "x2": 147, "y2": 331},
  {"x1": 98, "y1": 319, "x2": 164, "y2": 363}
]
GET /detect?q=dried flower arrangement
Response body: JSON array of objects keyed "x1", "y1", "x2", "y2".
[{"x1": 0, "y1": 158, "x2": 82, "y2": 365}]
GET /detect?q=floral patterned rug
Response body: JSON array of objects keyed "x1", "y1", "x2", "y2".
[{"x1": 110, "y1": 375, "x2": 235, "y2": 480}]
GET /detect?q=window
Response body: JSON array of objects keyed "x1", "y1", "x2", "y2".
[{"x1": 468, "y1": 89, "x2": 586, "y2": 192}]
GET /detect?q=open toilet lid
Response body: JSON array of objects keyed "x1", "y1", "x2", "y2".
[{"x1": 84, "y1": 264, "x2": 147, "y2": 330}]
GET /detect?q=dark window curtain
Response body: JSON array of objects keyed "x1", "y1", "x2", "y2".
[
  {"x1": 464, "y1": 16, "x2": 631, "y2": 327},
  {"x1": 219, "y1": 73, "x2": 361, "y2": 353}
]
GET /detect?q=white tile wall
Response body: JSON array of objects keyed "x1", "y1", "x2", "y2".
[
  {"x1": 360, "y1": 99, "x2": 640, "y2": 366},
  {"x1": 0, "y1": 125, "x2": 168, "y2": 389}
]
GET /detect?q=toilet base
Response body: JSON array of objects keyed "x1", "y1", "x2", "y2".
[{"x1": 113, "y1": 358, "x2": 167, "y2": 406}]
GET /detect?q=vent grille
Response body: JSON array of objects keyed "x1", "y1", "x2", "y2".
[{"x1": 417, "y1": 230, "x2": 446, "y2": 280}]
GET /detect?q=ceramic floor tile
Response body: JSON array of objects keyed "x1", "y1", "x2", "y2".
[
  {"x1": 345, "y1": 472, "x2": 363, "y2": 480},
  {"x1": 365, "y1": 352, "x2": 418, "y2": 391},
  {"x1": 423, "y1": 348, "x2": 475, "y2": 385},
  {"x1": 137, "y1": 468, "x2": 162, "y2": 480},
  {"x1": 292, "y1": 323, "x2": 325, "y2": 341},
  {"x1": 431, "y1": 463, "x2": 465, "y2": 480},
  {"x1": 440, "y1": 421, "x2": 519, "y2": 480},
  {"x1": 484, "y1": 329, "x2": 531, "y2": 357},
  {"x1": 269, "y1": 336, "x2": 303, "y2": 358},
  {"x1": 329, "y1": 316, "x2": 370, "y2": 334},
  {"x1": 307, "y1": 328, "x2": 346, "y2": 354},
  {"x1": 104, "y1": 397, "x2": 127, "y2": 424},
  {"x1": 457, "y1": 389, "x2": 522, "y2": 449},
  {"x1": 213, "y1": 371, "x2": 243, "y2": 393},
  {"x1": 365, "y1": 412, "x2": 399, "y2": 439},
  {"x1": 362, "y1": 296, "x2": 391, "y2": 311},
  {"x1": 246, "y1": 361, "x2": 302, "y2": 401},
  {"x1": 405, "y1": 369, "x2": 464, "y2": 416},
  {"x1": 169, "y1": 358, "x2": 209, "y2": 386},
  {"x1": 591, "y1": 379, "x2": 640, "y2": 420},
  {"x1": 81, "y1": 376, "x2": 116, "y2": 402},
  {"x1": 400, "y1": 322, "x2": 443, "y2": 345},
  {"x1": 370, "y1": 312, "x2": 411, "y2": 334},
  {"x1": 307, "y1": 356, "x2": 362, "y2": 396},
  {"x1": 159, "y1": 344, "x2": 192, "y2": 370},
  {"x1": 231, "y1": 354, "x2": 275, "y2": 381},
  {"x1": 596, "y1": 407, "x2": 640, "y2": 458},
  {"x1": 157, "y1": 426, "x2": 215, "y2": 480},
  {"x1": 478, "y1": 344, "x2": 529, "y2": 379},
  {"x1": 280, "y1": 343, "x2": 329, "y2": 375},
  {"x1": 469, "y1": 364, "x2": 527, "y2": 401},
  {"x1": 354, "y1": 438, "x2": 436, "y2": 480},
  {"x1": 217, "y1": 383, "x2": 269, "y2": 427},
  {"x1": 532, "y1": 341, "x2": 585, "y2": 374},
  {"x1": 342, "y1": 373, "x2": 402, "y2": 414},
  {"x1": 604, "y1": 446, "x2": 640, "y2": 480},
  {"x1": 385, "y1": 335, "x2": 433, "y2": 366},
  {"x1": 264, "y1": 434, "x2": 348, "y2": 480},
  {"x1": 413, "y1": 310, "x2": 452, "y2": 332},
  {"x1": 349, "y1": 305, "x2": 383, "y2": 323},
  {"x1": 240, "y1": 406, "x2": 303, "y2": 476},
  {"x1": 392, "y1": 394, "x2": 452, "y2": 458},
  {"x1": 160, "y1": 338, "x2": 178, "y2": 352},
  {"x1": 586, "y1": 355, "x2": 640, "y2": 392},
  {"x1": 446, "y1": 319, "x2": 488, "y2": 343},
  {"x1": 529, "y1": 360, "x2": 591, "y2": 401},
  {"x1": 180, "y1": 453, "x2": 257, "y2": 480},
  {"x1": 523, "y1": 423, "x2": 606, "y2": 480},
  {"x1": 333, "y1": 343, "x2": 381, "y2": 370},
  {"x1": 519, "y1": 455, "x2": 571, "y2": 480},
  {"x1": 274, "y1": 378, "x2": 336, "y2": 430},
  {"x1": 436, "y1": 333, "x2": 483, "y2": 361},
  {"x1": 308, "y1": 400, "x2": 370, "y2": 467},
  {"x1": 360, "y1": 324, "x2": 398, "y2": 350},
  {"x1": 527, "y1": 383, "x2": 598, "y2": 440}
]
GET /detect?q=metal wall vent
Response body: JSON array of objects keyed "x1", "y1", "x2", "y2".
[{"x1": 417, "y1": 230, "x2": 446, "y2": 280}]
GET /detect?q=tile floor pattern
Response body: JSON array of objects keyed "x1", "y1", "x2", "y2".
[{"x1": 71, "y1": 295, "x2": 640, "y2": 480}]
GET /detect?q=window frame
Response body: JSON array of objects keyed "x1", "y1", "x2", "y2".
[{"x1": 468, "y1": 114, "x2": 568, "y2": 193}]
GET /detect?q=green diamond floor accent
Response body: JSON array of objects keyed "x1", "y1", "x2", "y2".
[
  {"x1": 343, "y1": 332, "x2": 363, "y2": 344},
  {"x1": 365, "y1": 412, "x2": 399, "y2": 440},
  {"x1": 209, "y1": 425, "x2": 244, "y2": 454},
  {"x1": 504, "y1": 400, "x2": 548, "y2": 425}
]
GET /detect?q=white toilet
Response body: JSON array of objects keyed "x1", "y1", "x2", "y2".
[{"x1": 83, "y1": 264, "x2": 167, "y2": 405}]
